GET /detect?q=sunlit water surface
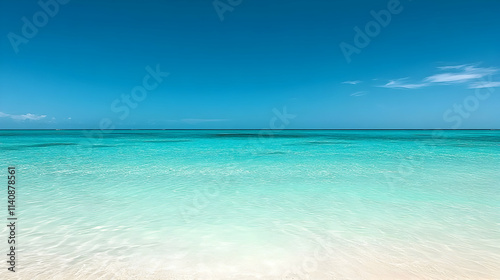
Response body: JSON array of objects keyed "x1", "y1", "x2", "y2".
[{"x1": 1, "y1": 130, "x2": 499, "y2": 279}]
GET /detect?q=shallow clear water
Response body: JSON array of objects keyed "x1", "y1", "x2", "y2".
[{"x1": 1, "y1": 130, "x2": 499, "y2": 279}]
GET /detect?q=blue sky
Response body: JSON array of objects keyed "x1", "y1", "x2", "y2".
[{"x1": 0, "y1": 0, "x2": 499, "y2": 129}]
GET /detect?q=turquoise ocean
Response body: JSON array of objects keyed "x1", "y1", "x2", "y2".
[{"x1": 1, "y1": 130, "x2": 499, "y2": 279}]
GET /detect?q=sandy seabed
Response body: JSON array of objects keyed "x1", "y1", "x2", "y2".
[{"x1": 3, "y1": 243, "x2": 499, "y2": 280}]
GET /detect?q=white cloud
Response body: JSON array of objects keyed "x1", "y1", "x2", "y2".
[
  {"x1": 380, "y1": 78, "x2": 428, "y2": 89},
  {"x1": 350, "y1": 91, "x2": 367, "y2": 97},
  {"x1": 468, "y1": 81, "x2": 500, "y2": 89},
  {"x1": 425, "y1": 73, "x2": 483, "y2": 83},
  {"x1": 425, "y1": 65, "x2": 497, "y2": 84},
  {"x1": 0, "y1": 112, "x2": 47, "y2": 121},
  {"x1": 342, "y1": 80, "x2": 362, "y2": 85},
  {"x1": 381, "y1": 64, "x2": 498, "y2": 89},
  {"x1": 437, "y1": 64, "x2": 468, "y2": 70}
]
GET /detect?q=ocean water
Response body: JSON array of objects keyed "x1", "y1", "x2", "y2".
[{"x1": 0, "y1": 130, "x2": 499, "y2": 279}]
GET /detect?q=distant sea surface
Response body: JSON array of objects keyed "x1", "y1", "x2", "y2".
[{"x1": 1, "y1": 130, "x2": 499, "y2": 279}]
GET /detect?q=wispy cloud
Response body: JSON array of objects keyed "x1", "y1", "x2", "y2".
[
  {"x1": 425, "y1": 73, "x2": 483, "y2": 83},
  {"x1": 181, "y1": 118, "x2": 228, "y2": 124},
  {"x1": 437, "y1": 64, "x2": 468, "y2": 70},
  {"x1": 381, "y1": 64, "x2": 499, "y2": 89},
  {"x1": 425, "y1": 65, "x2": 497, "y2": 84},
  {"x1": 380, "y1": 78, "x2": 428, "y2": 89},
  {"x1": 0, "y1": 112, "x2": 47, "y2": 121},
  {"x1": 342, "y1": 80, "x2": 362, "y2": 85},
  {"x1": 350, "y1": 91, "x2": 368, "y2": 97},
  {"x1": 468, "y1": 81, "x2": 500, "y2": 89}
]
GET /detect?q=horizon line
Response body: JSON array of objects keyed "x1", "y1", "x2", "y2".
[{"x1": 1, "y1": 129, "x2": 499, "y2": 131}]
